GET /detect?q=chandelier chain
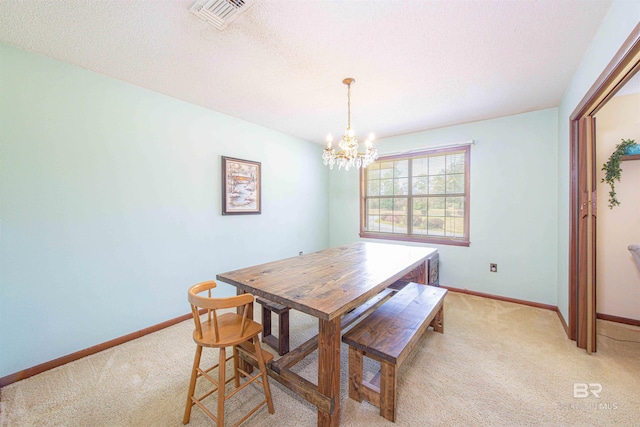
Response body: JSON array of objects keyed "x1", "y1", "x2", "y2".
[{"x1": 347, "y1": 81, "x2": 351, "y2": 130}]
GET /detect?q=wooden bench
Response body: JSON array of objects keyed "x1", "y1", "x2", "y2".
[
  {"x1": 342, "y1": 282, "x2": 447, "y2": 422},
  {"x1": 257, "y1": 286, "x2": 398, "y2": 359},
  {"x1": 256, "y1": 298, "x2": 290, "y2": 356}
]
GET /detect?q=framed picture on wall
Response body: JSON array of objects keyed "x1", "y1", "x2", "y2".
[{"x1": 221, "y1": 156, "x2": 261, "y2": 215}]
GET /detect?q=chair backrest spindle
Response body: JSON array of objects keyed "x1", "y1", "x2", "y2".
[
  {"x1": 240, "y1": 303, "x2": 248, "y2": 335},
  {"x1": 191, "y1": 304, "x2": 203, "y2": 340}
]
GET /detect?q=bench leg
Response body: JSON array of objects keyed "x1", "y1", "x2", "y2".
[
  {"x1": 261, "y1": 305, "x2": 273, "y2": 338},
  {"x1": 430, "y1": 306, "x2": 444, "y2": 333},
  {"x1": 278, "y1": 309, "x2": 290, "y2": 355},
  {"x1": 260, "y1": 304, "x2": 290, "y2": 356},
  {"x1": 348, "y1": 347, "x2": 363, "y2": 402},
  {"x1": 379, "y1": 360, "x2": 397, "y2": 422}
]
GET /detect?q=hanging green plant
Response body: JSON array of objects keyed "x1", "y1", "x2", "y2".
[{"x1": 601, "y1": 138, "x2": 637, "y2": 209}]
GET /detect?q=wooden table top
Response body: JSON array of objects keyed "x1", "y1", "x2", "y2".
[{"x1": 216, "y1": 242, "x2": 437, "y2": 321}]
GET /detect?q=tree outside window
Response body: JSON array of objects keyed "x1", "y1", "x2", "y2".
[{"x1": 360, "y1": 146, "x2": 470, "y2": 246}]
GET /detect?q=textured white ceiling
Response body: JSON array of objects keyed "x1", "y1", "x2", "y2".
[{"x1": 0, "y1": 0, "x2": 614, "y2": 144}]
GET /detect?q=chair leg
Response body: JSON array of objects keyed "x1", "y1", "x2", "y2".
[
  {"x1": 217, "y1": 347, "x2": 227, "y2": 426},
  {"x1": 183, "y1": 345, "x2": 202, "y2": 424},
  {"x1": 233, "y1": 345, "x2": 241, "y2": 388},
  {"x1": 253, "y1": 337, "x2": 275, "y2": 414}
]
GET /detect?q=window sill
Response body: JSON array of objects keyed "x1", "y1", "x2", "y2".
[{"x1": 360, "y1": 231, "x2": 470, "y2": 247}]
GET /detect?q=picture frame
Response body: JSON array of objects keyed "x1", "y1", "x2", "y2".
[{"x1": 221, "y1": 156, "x2": 261, "y2": 215}]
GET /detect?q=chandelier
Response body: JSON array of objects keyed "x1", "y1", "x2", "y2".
[{"x1": 322, "y1": 78, "x2": 378, "y2": 171}]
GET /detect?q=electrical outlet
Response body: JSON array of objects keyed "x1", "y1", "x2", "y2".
[{"x1": 490, "y1": 263, "x2": 497, "y2": 273}]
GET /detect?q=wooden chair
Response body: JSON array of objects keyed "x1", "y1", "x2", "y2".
[{"x1": 183, "y1": 280, "x2": 275, "y2": 426}]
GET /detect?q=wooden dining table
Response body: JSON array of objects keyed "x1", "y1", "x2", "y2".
[{"x1": 216, "y1": 242, "x2": 437, "y2": 426}]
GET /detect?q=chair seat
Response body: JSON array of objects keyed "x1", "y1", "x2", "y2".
[
  {"x1": 238, "y1": 340, "x2": 274, "y2": 365},
  {"x1": 193, "y1": 312, "x2": 263, "y2": 348}
]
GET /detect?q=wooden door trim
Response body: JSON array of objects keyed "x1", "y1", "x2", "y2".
[
  {"x1": 568, "y1": 23, "x2": 640, "y2": 346},
  {"x1": 571, "y1": 23, "x2": 640, "y2": 120}
]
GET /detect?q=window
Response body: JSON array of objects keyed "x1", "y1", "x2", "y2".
[{"x1": 360, "y1": 145, "x2": 470, "y2": 246}]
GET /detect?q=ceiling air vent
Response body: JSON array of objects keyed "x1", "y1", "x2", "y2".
[{"x1": 190, "y1": 0, "x2": 256, "y2": 31}]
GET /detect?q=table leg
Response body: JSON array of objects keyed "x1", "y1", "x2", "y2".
[
  {"x1": 237, "y1": 288, "x2": 254, "y2": 373},
  {"x1": 417, "y1": 261, "x2": 427, "y2": 284},
  {"x1": 399, "y1": 261, "x2": 427, "y2": 285},
  {"x1": 317, "y1": 317, "x2": 341, "y2": 426}
]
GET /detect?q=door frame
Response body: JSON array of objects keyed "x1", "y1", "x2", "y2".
[{"x1": 569, "y1": 23, "x2": 640, "y2": 350}]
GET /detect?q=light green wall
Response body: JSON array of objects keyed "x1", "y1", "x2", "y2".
[
  {"x1": 0, "y1": 43, "x2": 329, "y2": 378},
  {"x1": 556, "y1": 0, "x2": 640, "y2": 322},
  {"x1": 1, "y1": 0, "x2": 637, "y2": 379},
  {"x1": 329, "y1": 109, "x2": 559, "y2": 305}
]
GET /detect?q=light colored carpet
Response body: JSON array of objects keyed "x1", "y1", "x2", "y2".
[{"x1": 1, "y1": 292, "x2": 639, "y2": 426}]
